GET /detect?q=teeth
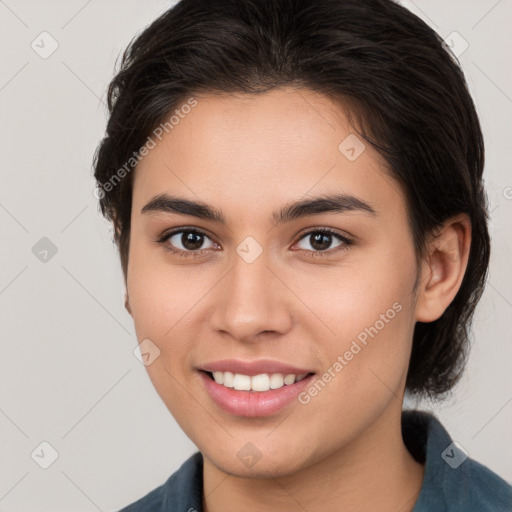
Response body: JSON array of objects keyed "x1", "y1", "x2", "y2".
[
  {"x1": 269, "y1": 373, "x2": 284, "y2": 389},
  {"x1": 283, "y1": 374, "x2": 296, "y2": 385},
  {"x1": 233, "y1": 373, "x2": 251, "y2": 390},
  {"x1": 213, "y1": 371, "x2": 224, "y2": 385},
  {"x1": 251, "y1": 373, "x2": 270, "y2": 392},
  {"x1": 210, "y1": 371, "x2": 309, "y2": 391}
]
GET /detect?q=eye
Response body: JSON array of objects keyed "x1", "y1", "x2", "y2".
[
  {"x1": 156, "y1": 226, "x2": 354, "y2": 259},
  {"x1": 293, "y1": 228, "x2": 353, "y2": 257},
  {"x1": 157, "y1": 228, "x2": 218, "y2": 257}
]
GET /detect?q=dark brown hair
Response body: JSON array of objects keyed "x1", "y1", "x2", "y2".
[{"x1": 93, "y1": 0, "x2": 490, "y2": 399}]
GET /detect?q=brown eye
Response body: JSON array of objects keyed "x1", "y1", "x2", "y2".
[
  {"x1": 159, "y1": 228, "x2": 217, "y2": 255},
  {"x1": 175, "y1": 231, "x2": 207, "y2": 250},
  {"x1": 307, "y1": 232, "x2": 336, "y2": 251},
  {"x1": 295, "y1": 229, "x2": 352, "y2": 254}
]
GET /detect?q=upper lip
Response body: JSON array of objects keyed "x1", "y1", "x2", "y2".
[{"x1": 199, "y1": 359, "x2": 315, "y2": 377}]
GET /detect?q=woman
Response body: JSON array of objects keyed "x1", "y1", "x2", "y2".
[{"x1": 93, "y1": 0, "x2": 512, "y2": 510}]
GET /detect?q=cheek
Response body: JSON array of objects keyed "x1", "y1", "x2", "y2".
[
  {"x1": 294, "y1": 244, "x2": 417, "y2": 398},
  {"x1": 126, "y1": 251, "x2": 200, "y2": 422},
  {"x1": 292, "y1": 245, "x2": 416, "y2": 346},
  {"x1": 127, "y1": 247, "x2": 185, "y2": 375},
  {"x1": 127, "y1": 237, "x2": 202, "y2": 335}
]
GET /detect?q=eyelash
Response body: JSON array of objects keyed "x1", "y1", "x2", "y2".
[{"x1": 156, "y1": 227, "x2": 354, "y2": 259}]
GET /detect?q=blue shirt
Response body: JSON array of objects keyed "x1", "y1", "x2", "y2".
[{"x1": 117, "y1": 410, "x2": 512, "y2": 511}]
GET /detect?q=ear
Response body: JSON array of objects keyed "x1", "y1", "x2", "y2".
[{"x1": 415, "y1": 214, "x2": 471, "y2": 323}]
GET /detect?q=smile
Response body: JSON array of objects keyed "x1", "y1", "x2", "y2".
[
  {"x1": 198, "y1": 369, "x2": 316, "y2": 417},
  {"x1": 207, "y1": 371, "x2": 310, "y2": 391}
]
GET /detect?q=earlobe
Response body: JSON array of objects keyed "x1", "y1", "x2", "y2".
[{"x1": 415, "y1": 214, "x2": 471, "y2": 323}]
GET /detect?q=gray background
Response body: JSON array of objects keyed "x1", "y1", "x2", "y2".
[{"x1": 0, "y1": 0, "x2": 511, "y2": 510}]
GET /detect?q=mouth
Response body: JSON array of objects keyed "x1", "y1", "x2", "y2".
[
  {"x1": 200, "y1": 370, "x2": 315, "y2": 392},
  {"x1": 198, "y1": 369, "x2": 317, "y2": 417}
]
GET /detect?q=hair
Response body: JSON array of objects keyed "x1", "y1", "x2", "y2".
[{"x1": 93, "y1": 0, "x2": 490, "y2": 399}]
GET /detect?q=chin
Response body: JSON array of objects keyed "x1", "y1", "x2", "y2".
[{"x1": 203, "y1": 442, "x2": 314, "y2": 479}]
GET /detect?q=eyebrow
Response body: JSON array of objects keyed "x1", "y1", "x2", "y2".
[{"x1": 141, "y1": 192, "x2": 377, "y2": 225}]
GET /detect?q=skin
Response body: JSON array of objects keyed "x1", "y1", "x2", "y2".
[{"x1": 124, "y1": 86, "x2": 471, "y2": 512}]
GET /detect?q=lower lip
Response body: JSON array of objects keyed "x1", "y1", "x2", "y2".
[{"x1": 198, "y1": 371, "x2": 315, "y2": 417}]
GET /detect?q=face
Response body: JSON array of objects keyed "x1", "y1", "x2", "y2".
[{"x1": 126, "y1": 87, "x2": 420, "y2": 477}]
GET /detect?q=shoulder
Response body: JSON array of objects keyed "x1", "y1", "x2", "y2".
[
  {"x1": 462, "y1": 456, "x2": 512, "y2": 511},
  {"x1": 116, "y1": 451, "x2": 204, "y2": 512},
  {"x1": 117, "y1": 484, "x2": 164, "y2": 512},
  {"x1": 403, "y1": 409, "x2": 512, "y2": 512}
]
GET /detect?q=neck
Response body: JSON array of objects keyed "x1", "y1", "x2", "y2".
[{"x1": 202, "y1": 405, "x2": 425, "y2": 512}]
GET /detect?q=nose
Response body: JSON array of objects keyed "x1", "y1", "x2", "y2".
[{"x1": 209, "y1": 248, "x2": 293, "y2": 343}]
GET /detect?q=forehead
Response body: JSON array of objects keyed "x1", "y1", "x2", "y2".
[{"x1": 132, "y1": 87, "x2": 405, "y2": 224}]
